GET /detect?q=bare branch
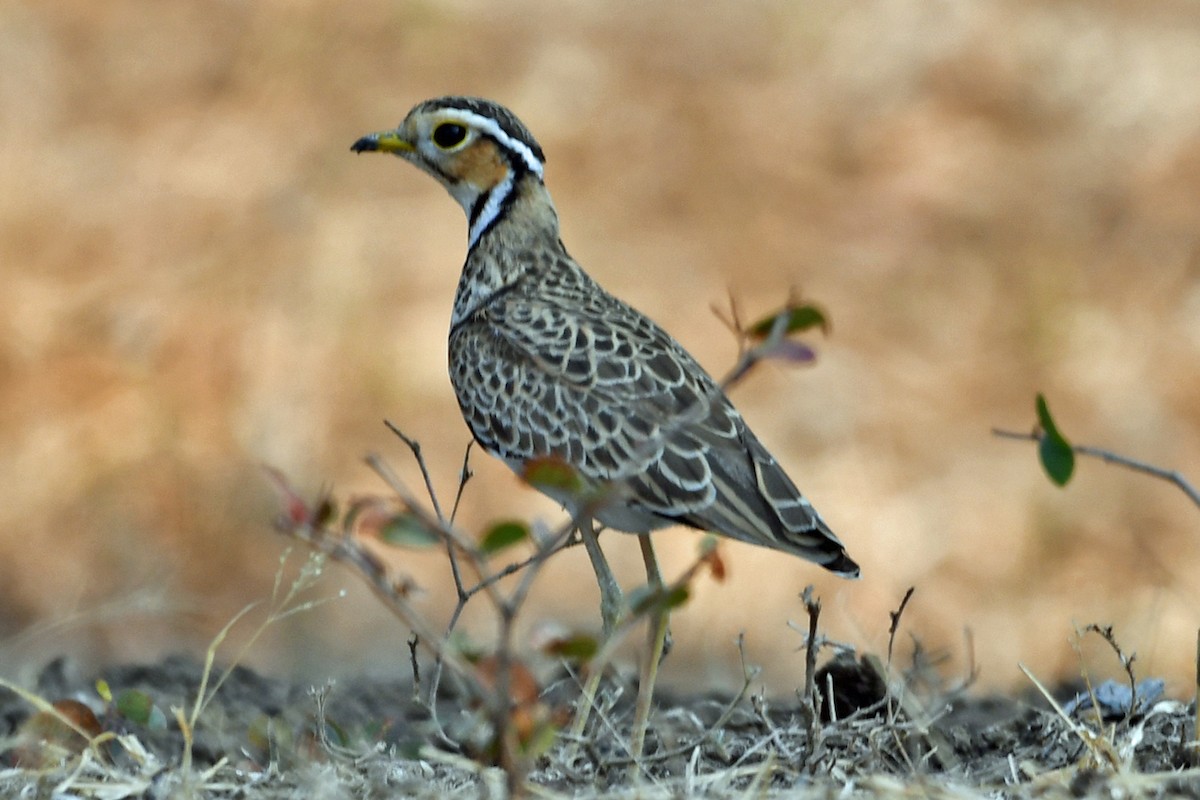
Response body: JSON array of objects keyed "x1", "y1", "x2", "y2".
[
  {"x1": 886, "y1": 587, "x2": 915, "y2": 671},
  {"x1": 993, "y1": 427, "x2": 1200, "y2": 510},
  {"x1": 1081, "y1": 623, "x2": 1139, "y2": 725},
  {"x1": 450, "y1": 440, "x2": 475, "y2": 526},
  {"x1": 384, "y1": 420, "x2": 446, "y2": 522},
  {"x1": 886, "y1": 587, "x2": 916, "y2": 724}
]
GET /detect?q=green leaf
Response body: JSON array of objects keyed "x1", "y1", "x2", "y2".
[
  {"x1": 322, "y1": 718, "x2": 349, "y2": 748},
  {"x1": 380, "y1": 513, "x2": 441, "y2": 548},
  {"x1": 748, "y1": 303, "x2": 830, "y2": 340},
  {"x1": 542, "y1": 634, "x2": 598, "y2": 662},
  {"x1": 663, "y1": 585, "x2": 691, "y2": 609},
  {"x1": 446, "y1": 630, "x2": 484, "y2": 662},
  {"x1": 246, "y1": 714, "x2": 290, "y2": 755},
  {"x1": 313, "y1": 496, "x2": 338, "y2": 527},
  {"x1": 116, "y1": 689, "x2": 155, "y2": 725},
  {"x1": 630, "y1": 584, "x2": 691, "y2": 615},
  {"x1": 1035, "y1": 393, "x2": 1075, "y2": 487},
  {"x1": 480, "y1": 520, "x2": 529, "y2": 555},
  {"x1": 628, "y1": 584, "x2": 654, "y2": 615},
  {"x1": 519, "y1": 718, "x2": 560, "y2": 758}
]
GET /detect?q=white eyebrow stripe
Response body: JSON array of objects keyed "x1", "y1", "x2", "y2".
[{"x1": 443, "y1": 109, "x2": 545, "y2": 178}]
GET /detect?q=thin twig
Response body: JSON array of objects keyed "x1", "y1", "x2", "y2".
[
  {"x1": 798, "y1": 586, "x2": 822, "y2": 773},
  {"x1": 800, "y1": 586, "x2": 821, "y2": 711},
  {"x1": 407, "y1": 633, "x2": 421, "y2": 702},
  {"x1": 886, "y1": 587, "x2": 915, "y2": 671},
  {"x1": 886, "y1": 587, "x2": 915, "y2": 724},
  {"x1": 953, "y1": 627, "x2": 979, "y2": 694},
  {"x1": 1019, "y1": 662, "x2": 1120, "y2": 770},
  {"x1": 992, "y1": 428, "x2": 1200, "y2": 510},
  {"x1": 429, "y1": 520, "x2": 583, "y2": 710},
  {"x1": 384, "y1": 420, "x2": 446, "y2": 522},
  {"x1": 709, "y1": 292, "x2": 745, "y2": 351},
  {"x1": 450, "y1": 440, "x2": 475, "y2": 526},
  {"x1": 465, "y1": 530, "x2": 583, "y2": 601},
  {"x1": 715, "y1": 294, "x2": 815, "y2": 392},
  {"x1": 379, "y1": 429, "x2": 581, "y2": 743},
  {"x1": 365, "y1": 453, "x2": 506, "y2": 609},
  {"x1": 386, "y1": 432, "x2": 471, "y2": 710},
  {"x1": 364, "y1": 452, "x2": 573, "y2": 788},
  {"x1": 1082, "y1": 623, "x2": 1138, "y2": 724},
  {"x1": 280, "y1": 500, "x2": 475, "y2": 682}
]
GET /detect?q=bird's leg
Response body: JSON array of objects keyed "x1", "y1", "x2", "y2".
[
  {"x1": 565, "y1": 516, "x2": 625, "y2": 758},
  {"x1": 629, "y1": 532, "x2": 669, "y2": 773},
  {"x1": 578, "y1": 516, "x2": 622, "y2": 638}
]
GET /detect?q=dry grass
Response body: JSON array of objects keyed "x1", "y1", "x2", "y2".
[
  {"x1": 3, "y1": 0, "x2": 1200, "y2": 699},
  {"x1": 2, "y1": 558, "x2": 1196, "y2": 798}
]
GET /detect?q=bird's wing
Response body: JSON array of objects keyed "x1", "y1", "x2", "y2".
[{"x1": 450, "y1": 288, "x2": 858, "y2": 575}]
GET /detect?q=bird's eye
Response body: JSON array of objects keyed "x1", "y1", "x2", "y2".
[{"x1": 432, "y1": 123, "x2": 468, "y2": 149}]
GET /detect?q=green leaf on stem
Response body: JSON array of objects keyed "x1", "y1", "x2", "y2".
[
  {"x1": 480, "y1": 520, "x2": 529, "y2": 555},
  {"x1": 1035, "y1": 393, "x2": 1075, "y2": 487},
  {"x1": 542, "y1": 634, "x2": 598, "y2": 662},
  {"x1": 630, "y1": 584, "x2": 691, "y2": 615},
  {"x1": 116, "y1": 689, "x2": 167, "y2": 729},
  {"x1": 747, "y1": 303, "x2": 830, "y2": 340},
  {"x1": 380, "y1": 513, "x2": 441, "y2": 548}
]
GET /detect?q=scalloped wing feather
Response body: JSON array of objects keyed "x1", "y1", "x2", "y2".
[{"x1": 448, "y1": 271, "x2": 859, "y2": 576}]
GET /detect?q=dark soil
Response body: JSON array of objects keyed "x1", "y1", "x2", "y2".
[{"x1": 2, "y1": 654, "x2": 1197, "y2": 797}]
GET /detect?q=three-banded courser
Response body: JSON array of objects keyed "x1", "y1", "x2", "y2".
[{"x1": 352, "y1": 96, "x2": 859, "y2": 763}]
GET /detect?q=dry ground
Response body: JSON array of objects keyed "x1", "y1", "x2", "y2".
[
  {"x1": 3, "y1": 1, "x2": 1200, "y2": 794},
  {"x1": 2, "y1": 648, "x2": 1197, "y2": 797}
]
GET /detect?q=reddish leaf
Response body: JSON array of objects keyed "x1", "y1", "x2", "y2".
[
  {"x1": 521, "y1": 455, "x2": 583, "y2": 495},
  {"x1": 474, "y1": 655, "x2": 540, "y2": 706},
  {"x1": 12, "y1": 700, "x2": 100, "y2": 766},
  {"x1": 263, "y1": 465, "x2": 316, "y2": 527},
  {"x1": 346, "y1": 496, "x2": 397, "y2": 539},
  {"x1": 703, "y1": 549, "x2": 728, "y2": 583},
  {"x1": 52, "y1": 700, "x2": 102, "y2": 738}
]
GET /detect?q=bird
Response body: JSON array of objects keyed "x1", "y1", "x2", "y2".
[
  {"x1": 352, "y1": 95, "x2": 859, "y2": 765},
  {"x1": 351, "y1": 96, "x2": 859, "y2": 583}
]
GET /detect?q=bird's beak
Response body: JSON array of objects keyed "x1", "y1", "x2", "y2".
[{"x1": 350, "y1": 130, "x2": 413, "y2": 155}]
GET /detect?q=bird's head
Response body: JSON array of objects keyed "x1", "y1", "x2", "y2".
[{"x1": 352, "y1": 96, "x2": 546, "y2": 240}]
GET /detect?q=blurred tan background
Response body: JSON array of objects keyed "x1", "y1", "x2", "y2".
[{"x1": 3, "y1": 0, "x2": 1200, "y2": 695}]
